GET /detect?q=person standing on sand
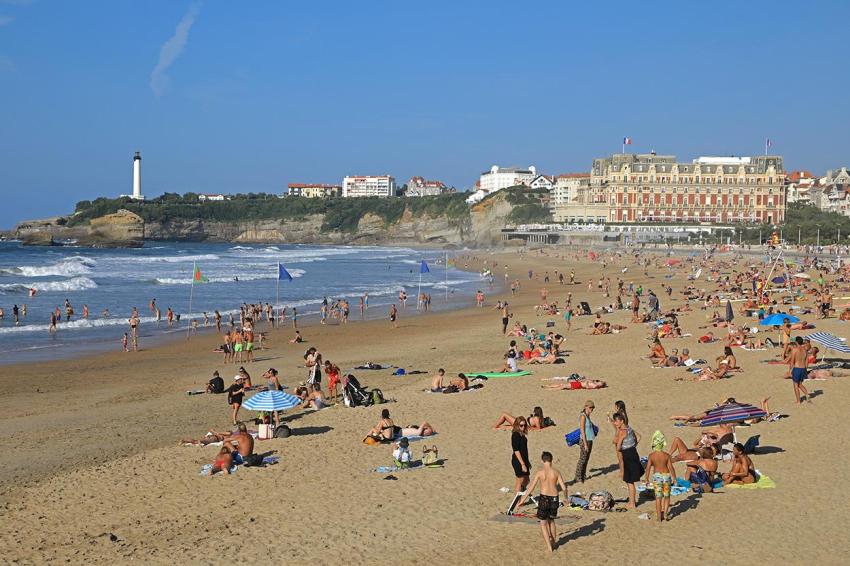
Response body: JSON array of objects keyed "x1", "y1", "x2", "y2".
[
  {"x1": 613, "y1": 412, "x2": 643, "y2": 509},
  {"x1": 644, "y1": 431, "x2": 676, "y2": 521},
  {"x1": 225, "y1": 376, "x2": 246, "y2": 425},
  {"x1": 510, "y1": 416, "x2": 531, "y2": 495},
  {"x1": 574, "y1": 400, "x2": 596, "y2": 484},
  {"x1": 517, "y1": 452, "x2": 567, "y2": 553},
  {"x1": 790, "y1": 336, "x2": 811, "y2": 404},
  {"x1": 292, "y1": 307, "x2": 298, "y2": 330},
  {"x1": 389, "y1": 304, "x2": 398, "y2": 328},
  {"x1": 501, "y1": 302, "x2": 511, "y2": 335}
]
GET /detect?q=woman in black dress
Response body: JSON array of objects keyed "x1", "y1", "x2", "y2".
[
  {"x1": 613, "y1": 412, "x2": 643, "y2": 509},
  {"x1": 511, "y1": 416, "x2": 531, "y2": 493}
]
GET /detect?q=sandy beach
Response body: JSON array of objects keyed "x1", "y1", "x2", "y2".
[{"x1": 2, "y1": 246, "x2": 848, "y2": 565}]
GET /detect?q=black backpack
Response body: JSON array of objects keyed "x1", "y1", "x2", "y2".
[
  {"x1": 274, "y1": 425, "x2": 291, "y2": 438},
  {"x1": 208, "y1": 376, "x2": 224, "y2": 394}
]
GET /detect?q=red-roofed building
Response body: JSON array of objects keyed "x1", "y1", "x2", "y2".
[{"x1": 785, "y1": 170, "x2": 818, "y2": 204}]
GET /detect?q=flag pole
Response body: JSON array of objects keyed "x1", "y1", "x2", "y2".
[
  {"x1": 418, "y1": 269, "x2": 422, "y2": 310},
  {"x1": 276, "y1": 262, "x2": 280, "y2": 311},
  {"x1": 445, "y1": 252, "x2": 448, "y2": 302}
]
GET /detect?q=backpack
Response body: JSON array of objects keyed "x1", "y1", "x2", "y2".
[
  {"x1": 370, "y1": 388, "x2": 385, "y2": 405},
  {"x1": 273, "y1": 425, "x2": 291, "y2": 438},
  {"x1": 587, "y1": 491, "x2": 614, "y2": 511}
]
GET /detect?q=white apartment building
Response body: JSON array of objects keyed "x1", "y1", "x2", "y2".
[
  {"x1": 342, "y1": 175, "x2": 396, "y2": 198},
  {"x1": 479, "y1": 165, "x2": 537, "y2": 193},
  {"x1": 198, "y1": 193, "x2": 228, "y2": 201},
  {"x1": 529, "y1": 175, "x2": 555, "y2": 190},
  {"x1": 551, "y1": 173, "x2": 591, "y2": 221}
]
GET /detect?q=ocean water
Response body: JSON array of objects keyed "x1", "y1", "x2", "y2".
[{"x1": 0, "y1": 242, "x2": 486, "y2": 364}]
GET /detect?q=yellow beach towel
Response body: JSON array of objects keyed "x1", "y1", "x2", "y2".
[{"x1": 726, "y1": 473, "x2": 776, "y2": 489}]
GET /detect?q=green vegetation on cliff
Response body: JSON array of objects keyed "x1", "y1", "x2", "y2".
[
  {"x1": 69, "y1": 193, "x2": 470, "y2": 233},
  {"x1": 500, "y1": 186, "x2": 553, "y2": 223}
]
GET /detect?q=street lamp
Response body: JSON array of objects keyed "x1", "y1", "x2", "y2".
[{"x1": 817, "y1": 226, "x2": 820, "y2": 248}]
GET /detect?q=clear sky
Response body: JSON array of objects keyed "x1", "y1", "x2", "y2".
[{"x1": 1, "y1": 0, "x2": 849, "y2": 228}]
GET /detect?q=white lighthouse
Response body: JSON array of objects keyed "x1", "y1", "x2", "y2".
[{"x1": 131, "y1": 151, "x2": 144, "y2": 200}]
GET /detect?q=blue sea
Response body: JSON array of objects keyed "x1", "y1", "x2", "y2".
[{"x1": 0, "y1": 242, "x2": 485, "y2": 364}]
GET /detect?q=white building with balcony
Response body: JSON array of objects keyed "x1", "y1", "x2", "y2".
[{"x1": 342, "y1": 175, "x2": 396, "y2": 198}]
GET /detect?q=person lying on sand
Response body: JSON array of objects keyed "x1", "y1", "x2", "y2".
[
  {"x1": 722, "y1": 443, "x2": 756, "y2": 485},
  {"x1": 210, "y1": 446, "x2": 234, "y2": 476},
  {"x1": 541, "y1": 378, "x2": 607, "y2": 390},
  {"x1": 528, "y1": 350, "x2": 559, "y2": 364},
  {"x1": 367, "y1": 409, "x2": 436, "y2": 441},
  {"x1": 180, "y1": 429, "x2": 237, "y2": 446},
  {"x1": 493, "y1": 406, "x2": 552, "y2": 430}
]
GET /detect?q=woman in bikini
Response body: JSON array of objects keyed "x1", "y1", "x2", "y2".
[
  {"x1": 723, "y1": 443, "x2": 756, "y2": 485},
  {"x1": 493, "y1": 406, "x2": 550, "y2": 430}
]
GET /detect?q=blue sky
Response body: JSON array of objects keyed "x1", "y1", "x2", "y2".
[{"x1": 1, "y1": 0, "x2": 849, "y2": 228}]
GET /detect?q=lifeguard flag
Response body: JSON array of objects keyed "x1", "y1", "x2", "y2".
[
  {"x1": 420, "y1": 260, "x2": 430, "y2": 274},
  {"x1": 278, "y1": 262, "x2": 293, "y2": 281},
  {"x1": 193, "y1": 264, "x2": 208, "y2": 283}
]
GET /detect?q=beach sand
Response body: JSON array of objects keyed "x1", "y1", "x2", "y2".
[{"x1": 1, "y1": 247, "x2": 848, "y2": 564}]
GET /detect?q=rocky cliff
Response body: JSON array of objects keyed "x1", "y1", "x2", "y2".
[{"x1": 15, "y1": 192, "x2": 516, "y2": 248}]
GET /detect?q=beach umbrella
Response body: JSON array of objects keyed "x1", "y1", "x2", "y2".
[
  {"x1": 665, "y1": 258, "x2": 681, "y2": 266},
  {"x1": 725, "y1": 300, "x2": 734, "y2": 323},
  {"x1": 793, "y1": 273, "x2": 811, "y2": 280},
  {"x1": 699, "y1": 402, "x2": 767, "y2": 427},
  {"x1": 760, "y1": 313, "x2": 799, "y2": 326},
  {"x1": 806, "y1": 332, "x2": 850, "y2": 354},
  {"x1": 243, "y1": 390, "x2": 301, "y2": 412},
  {"x1": 771, "y1": 276, "x2": 786, "y2": 284}
]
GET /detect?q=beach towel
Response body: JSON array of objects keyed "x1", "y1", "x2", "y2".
[
  {"x1": 465, "y1": 371, "x2": 531, "y2": 378},
  {"x1": 565, "y1": 425, "x2": 599, "y2": 447},
  {"x1": 726, "y1": 473, "x2": 776, "y2": 489},
  {"x1": 199, "y1": 463, "x2": 237, "y2": 476},
  {"x1": 354, "y1": 363, "x2": 393, "y2": 370},
  {"x1": 401, "y1": 433, "x2": 438, "y2": 443}
]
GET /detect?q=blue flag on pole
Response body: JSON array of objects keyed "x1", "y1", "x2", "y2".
[
  {"x1": 420, "y1": 260, "x2": 430, "y2": 274},
  {"x1": 278, "y1": 263, "x2": 293, "y2": 281}
]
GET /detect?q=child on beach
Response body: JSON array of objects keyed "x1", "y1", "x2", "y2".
[
  {"x1": 644, "y1": 431, "x2": 677, "y2": 521},
  {"x1": 517, "y1": 452, "x2": 567, "y2": 553},
  {"x1": 122, "y1": 333, "x2": 128, "y2": 352}
]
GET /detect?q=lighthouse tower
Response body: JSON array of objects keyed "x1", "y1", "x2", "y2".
[{"x1": 131, "y1": 151, "x2": 144, "y2": 200}]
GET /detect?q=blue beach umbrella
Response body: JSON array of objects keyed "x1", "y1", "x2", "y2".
[
  {"x1": 806, "y1": 332, "x2": 850, "y2": 354},
  {"x1": 243, "y1": 390, "x2": 300, "y2": 412},
  {"x1": 760, "y1": 313, "x2": 799, "y2": 326}
]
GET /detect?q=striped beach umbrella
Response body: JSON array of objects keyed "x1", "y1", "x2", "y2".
[
  {"x1": 243, "y1": 390, "x2": 301, "y2": 412},
  {"x1": 699, "y1": 402, "x2": 767, "y2": 427},
  {"x1": 806, "y1": 332, "x2": 850, "y2": 354}
]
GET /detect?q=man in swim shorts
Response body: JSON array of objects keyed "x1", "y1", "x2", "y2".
[
  {"x1": 517, "y1": 451, "x2": 567, "y2": 553},
  {"x1": 790, "y1": 337, "x2": 810, "y2": 404}
]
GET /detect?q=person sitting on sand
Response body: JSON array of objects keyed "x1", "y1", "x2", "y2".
[
  {"x1": 448, "y1": 373, "x2": 469, "y2": 390},
  {"x1": 498, "y1": 342, "x2": 520, "y2": 373},
  {"x1": 302, "y1": 383, "x2": 326, "y2": 409},
  {"x1": 541, "y1": 377, "x2": 607, "y2": 390},
  {"x1": 716, "y1": 346, "x2": 738, "y2": 370},
  {"x1": 367, "y1": 409, "x2": 435, "y2": 441},
  {"x1": 840, "y1": 307, "x2": 850, "y2": 321},
  {"x1": 430, "y1": 368, "x2": 446, "y2": 392},
  {"x1": 210, "y1": 446, "x2": 234, "y2": 476},
  {"x1": 224, "y1": 422, "x2": 261, "y2": 466},
  {"x1": 493, "y1": 406, "x2": 551, "y2": 430},
  {"x1": 288, "y1": 330, "x2": 303, "y2": 343},
  {"x1": 647, "y1": 339, "x2": 667, "y2": 365},
  {"x1": 683, "y1": 447, "x2": 720, "y2": 492},
  {"x1": 722, "y1": 443, "x2": 756, "y2": 485}
]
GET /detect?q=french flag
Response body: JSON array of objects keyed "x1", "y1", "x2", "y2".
[{"x1": 623, "y1": 137, "x2": 632, "y2": 145}]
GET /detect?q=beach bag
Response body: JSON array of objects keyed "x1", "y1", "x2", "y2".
[
  {"x1": 363, "y1": 435, "x2": 381, "y2": 446},
  {"x1": 587, "y1": 491, "x2": 614, "y2": 511},
  {"x1": 258, "y1": 424, "x2": 274, "y2": 440},
  {"x1": 273, "y1": 425, "x2": 291, "y2": 438},
  {"x1": 370, "y1": 388, "x2": 386, "y2": 405},
  {"x1": 565, "y1": 424, "x2": 599, "y2": 447},
  {"x1": 422, "y1": 445, "x2": 439, "y2": 467}
]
